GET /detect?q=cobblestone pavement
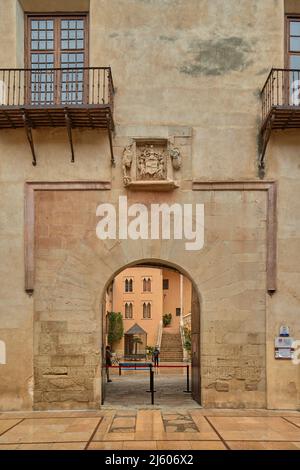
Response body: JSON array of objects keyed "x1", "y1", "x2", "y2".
[{"x1": 104, "y1": 365, "x2": 198, "y2": 408}]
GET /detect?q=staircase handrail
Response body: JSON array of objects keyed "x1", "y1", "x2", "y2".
[
  {"x1": 182, "y1": 312, "x2": 191, "y2": 320},
  {"x1": 180, "y1": 318, "x2": 189, "y2": 361},
  {"x1": 156, "y1": 319, "x2": 163, "y2": 350}
]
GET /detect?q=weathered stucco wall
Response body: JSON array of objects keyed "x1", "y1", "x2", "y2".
[
  {"x1": 89, "y1": 0, "x2": 283, "y2": 179},
  {"x1": 0, "y1": 0, "x2": 299, "y2": 411},
  {"x1": 161, "y1": 268, "x2": 192, "y2": 329}
]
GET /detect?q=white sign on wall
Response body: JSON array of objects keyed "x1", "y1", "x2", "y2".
[
  {"x1": 274, "y1": 336, "x2": 294, "y2": 360},
  {"x1": 0, "y1": 340, "x2": 6, "y2": 364}
]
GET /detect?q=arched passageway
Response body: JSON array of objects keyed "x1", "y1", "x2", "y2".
[{"x1": 101, "y1": 260, "x2": 201, "y2": 408}]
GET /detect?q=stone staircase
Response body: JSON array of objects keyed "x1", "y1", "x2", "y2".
[{"x1": 159, "y1": 329, "x2": 184, "y2": 362}]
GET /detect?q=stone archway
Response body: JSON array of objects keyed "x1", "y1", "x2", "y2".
[
  {"x1": 31, "y1": 180, "x2": 268, "y2": 410},
  {"x1": 34, "y1": 230, "x2": 266, "y2": 410},
  {"x1": 99, "y1": 259, "x2": 202, "y2": 407}
]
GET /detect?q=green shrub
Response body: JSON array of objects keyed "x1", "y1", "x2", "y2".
[
  {"x1": 146, "y1": 345, "x2": 155, "y2": 356},
  {"x1": 183, "y1": 326, "x2": 192, "y2": 352},
  {"x1": 163, "y1": 313, "x2": 172, "y2": 327},
  {"x1": 107, "y1": 312, "x2": 124, "y2": 349}
]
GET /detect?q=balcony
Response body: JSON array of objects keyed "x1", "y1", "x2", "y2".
[
  {"x1": 0, "y1": 67, "x2": 115, "y2": 165},
  {"x1": 259, "y1": 68, "x2": 300, "y2": 176}
]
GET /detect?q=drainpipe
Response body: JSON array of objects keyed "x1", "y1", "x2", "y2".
[
  {"x1": 180, "y1": 274, "x2": 183, "y2": 320},
  {"x1": 180, "y1": 274, "x2": 188, "y2": 361}
]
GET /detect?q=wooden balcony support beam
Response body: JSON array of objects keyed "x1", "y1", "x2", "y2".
[
  {"x1": 258, "y1": 114, "x2": 275, "y2": 179},
  {"x1": 106, "y1": 112, "x2": 115, "y2": 166},
  {"x1": 3, "y1": 110, "x2": 15, "y2": 128},
  {"x1": 22, "y1": 109, "x2": 37, "y2": 166},
  {"x1": 64, "y1": 108, "x2": 75, "y2": 163}
]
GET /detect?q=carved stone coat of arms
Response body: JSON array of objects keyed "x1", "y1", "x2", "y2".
[
  {"x1": 121, "y1": 138, "x2": 182, "y2": 188},
  {"x1": 137, "y1": 144, "x2": 166, "y2": 180}
]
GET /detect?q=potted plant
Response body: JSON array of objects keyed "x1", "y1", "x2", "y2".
[
  {"x1": 146, "y1": 345, "x2": 155, "y2": 360},
  {"x1": 163, "y1": 313, "x2": 172, "y2": 327}
]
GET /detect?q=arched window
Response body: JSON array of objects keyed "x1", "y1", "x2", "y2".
[
  {"x1": 125, "y1": 302, "x2": 133, "y2": 319},
  {"x1": 143, "y1": 302, "x2": 151, "y2": 319},
  {"x1": 125, "y1": 278, "x2": 133, "y2": 292},
  {"x1": 142, "y1": 302, "x2": 147, "y2": 318},
  {"x1": 147, "y1": 302, "x2": 151, "y2": 318},
  {"x1": 143, "y1": 277, "x2": 151, "y2": 292}
]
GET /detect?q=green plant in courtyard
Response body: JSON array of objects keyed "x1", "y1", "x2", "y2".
[
  {"x1": 107, "y1": 312, "x2": 124, "y2": 350},
  {"x1": 183, "y1": 326, "x2": 192, "y2": 354},
  {"x1": 146, "y1": 345, "x2": 155, "y2": 358},
  {"x1": 163, "y1": 313, "x2": 172, "y2": 327}
]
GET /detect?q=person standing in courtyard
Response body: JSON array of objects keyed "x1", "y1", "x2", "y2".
[
  {"x1": 105, "y1": 345, "x2": 112, "y2": 382},
  {"x1": 152, "y1": 347, "x2": 160, "y2": 369}
]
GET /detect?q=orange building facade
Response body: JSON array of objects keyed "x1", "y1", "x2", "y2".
[{"x1": 106, "y1": 267, "x2": 192, "y2": 356}]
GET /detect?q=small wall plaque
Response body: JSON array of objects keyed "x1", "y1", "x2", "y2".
[{"x1": 274, "y1": 336, "x2": 294, "y2": 360}]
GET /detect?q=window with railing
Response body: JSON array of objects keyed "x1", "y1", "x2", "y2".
[
  {"x1": 0, "y1": 13, "x2": 115, "y2": 165},
  {"x1": 26, "y1": 14, "x2": 87, "y2": 105},
  {"x1": 286, "y1": 16, "x2": 300, "y2": 70}
]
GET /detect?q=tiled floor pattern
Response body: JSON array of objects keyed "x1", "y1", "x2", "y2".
[
  {"x1": 0, "y1": 410, "x2": 300, "y2": 450},
  {"x1": 109, "y1": 411, "x2": 137, "y2": 434},
  {"x1": 162, "y1": 412, "x2": 198, "y2": 433}
]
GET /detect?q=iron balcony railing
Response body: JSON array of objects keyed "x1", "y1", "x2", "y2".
[
  {"x1": 261, "y1": 68, "x2": 300, "y2": 122},
  {"x1": 0, "y1": 66, "x2": 114, "y2": 108}
]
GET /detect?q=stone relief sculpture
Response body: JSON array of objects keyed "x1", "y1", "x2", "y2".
[
  {"x1": 170, "y1": 146, "x2": 182, "y2": 170},
  {"x1": 122, "y1": 144, "x2": 133, "y2": 185},
  {"x1": 122, "y1": 139, "x2": 182, "y2": 187},
  {"x1": 137, "y1": 144, "x2": 166, "y2": 180}
]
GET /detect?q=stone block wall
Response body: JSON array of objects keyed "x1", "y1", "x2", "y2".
[{"x1": 33, "y1": 188, "x2": 267, "y2": 409}]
